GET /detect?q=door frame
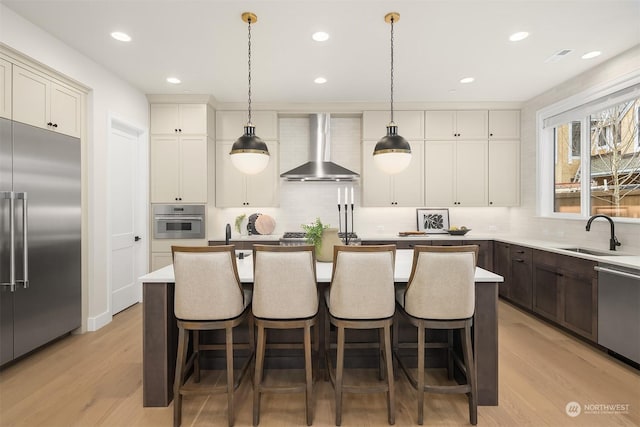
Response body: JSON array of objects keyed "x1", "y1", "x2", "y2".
[{"x1": 106, "y1": 113, "x2": 148, "y2": 319}]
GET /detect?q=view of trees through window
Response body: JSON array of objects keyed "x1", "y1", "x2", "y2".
[{"x1": 553, "y1": 98, "x2": 640, "y2": 218}]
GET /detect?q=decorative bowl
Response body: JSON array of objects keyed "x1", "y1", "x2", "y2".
[{"x1": 447, "y1": 229, "x2": 471, "y2": 236}]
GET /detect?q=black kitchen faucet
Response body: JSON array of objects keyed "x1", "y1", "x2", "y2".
[{"x1": 585, "y1": 214, "x2": 621, "y2": 251}]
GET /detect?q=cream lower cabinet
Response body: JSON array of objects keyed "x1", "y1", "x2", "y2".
[
  {"x1": 425, "y1": 140, "x2": 488, "y2": 207},
  {"x1": 488, "y1": 140, "x2": 520, "y2": 206},
  {"x1": 362, "y1": 140, "x2": 424, "y2": 207},
  {"x1": 12, "y1": 64, "x2": 81, "y2": 137},
  {"x1": 150, "y1": 135, "x2": 208, "y2": 203},
  {"x1": 215, "y1": 141, "x2": 279, "y2": 207}
]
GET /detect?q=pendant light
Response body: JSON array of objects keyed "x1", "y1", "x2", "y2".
[
  {"x1": 373, "y1": 12, "x2": 412, "y2": 175},
  {"x1": 230, "y1": 12, "x2": 270, "y2": 175}
]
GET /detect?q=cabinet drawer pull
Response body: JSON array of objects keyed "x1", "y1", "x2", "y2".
[
  {"x1": 514, "y1": 259, "x2": 524, "y2": 263},
  {"x1": 516, "y1": 250, "x2": 525, "y2": 254}
]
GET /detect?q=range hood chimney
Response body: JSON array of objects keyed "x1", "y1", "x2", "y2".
[{"x1": 280, "y1": 113, "x2": 360, "y2": 181}]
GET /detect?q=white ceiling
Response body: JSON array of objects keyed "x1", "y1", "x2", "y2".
[{"x1": 4, "y1": 0, "x2": 640, "y2": 104}]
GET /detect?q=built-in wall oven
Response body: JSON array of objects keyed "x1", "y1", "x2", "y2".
[{"x1": 153, "y1": 204, "x2": 205, "y2": 239}]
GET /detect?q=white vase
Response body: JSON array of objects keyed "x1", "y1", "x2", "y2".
[{"x1": 317, "y1": 228, "x2": 342, "y2": 262}]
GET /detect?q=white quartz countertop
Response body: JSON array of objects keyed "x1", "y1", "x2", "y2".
[
  {"x1": 206, "y1": 233, "x2": 640, "y2": 270},
  {"x1": 140, "y1": 249, "x2": 503, "y2": 284}
]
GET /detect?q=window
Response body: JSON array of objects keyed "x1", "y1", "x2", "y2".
[{"x1": 538, "y1": 77, "x2": 640, "y2": 220}]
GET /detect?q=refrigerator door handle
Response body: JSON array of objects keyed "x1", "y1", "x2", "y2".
[
  {"x1": 16, "y1": 192, "x2": 29, "y2": 289},
  {"x1": 1, "y1": 191, "x2": 16, "y2": 292}
]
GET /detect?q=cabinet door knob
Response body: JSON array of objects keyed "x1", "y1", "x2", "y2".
[
  {"x1": 53, "y1": 123, "x2": 58, "y2": 128},
  {"x1": 174, "y1": 129, "x2": 178, "y2": 132},
  {"x1": 47, "y1": 122, "x2": 53, "y2": 126},
  {"x1": 490, "y1": 133, "x2": 494, "y2": 137},
  {"x1": 178, "y1": 128, "x2": 182, "y2": 132}
]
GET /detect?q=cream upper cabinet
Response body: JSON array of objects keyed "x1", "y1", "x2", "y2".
[
  {"x1": 149, "y1": 103, "x2": 212, "y2": 203},
  {"x1": 150, "y1": 135, "x2": 208, "y2": 203},
  {"x1": 216, "y1": 110, "x2": 278, "y2": 141},
  {"x1": 362, "y1": 111, "x2": 424, "y2": 140},
  {"x1": 425, "y1": 140, "x2": 488, "y2": 207},
  {"x1": 488, "y1": 140, "x2": 520, "y2": 206},
  {"x1": 0, "y1": 58, "x2": 11, "y2": 119},
  {"x1": 489, "y1": 110, "x2": 520, "y2": 139},
  {"x1": 362, "y1": 140, "x2": 424, "y2": 207},
  {"x1": 215, "y1": 141, "x2": 279, "y2": 207},
  {"x1": 12, "y1": 65, "x2": 81, "y2": 138},
  {"x1": 150, "y1": 104, "x2": 207, "y2": 135},
  {"x1": 425, "y1": 110, "x2": 488, "y2": 140}
]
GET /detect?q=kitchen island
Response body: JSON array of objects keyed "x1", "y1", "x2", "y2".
[{"x1": 140, "y1": 249, "x2": 503, "y2": 407}]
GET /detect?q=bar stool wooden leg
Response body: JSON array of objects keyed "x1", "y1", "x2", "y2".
[
  {"x1": 384, "y1": 323, "x2": 395, "y2": 425},
  {"x1": 173, "y1": 326, "x2": 188, "y2": 427},
  {"x1": 253, "y1": 323, "x2": 266, "y2": 426},
  {"x1": 192, "y1": 331, "x2": 199, "y2": 383},
  {"x1": 392, "y1": 313, "x2": 399, "y2": 379},
  {"x1": 226, "y1": 326, "x2": 235, "y2": 427},
  {"x1": 304, "y1": 322, "x2": 313, "y2": 426},
  {"x1": 462, "y1": 322, "x2": 478, "y2": 425},
  {"x1": 335, "y1": 325, "x2": 345, "y2": 426},
  {"x1": 379, "y1": 328, "x2": 385, "y2": 380},
  {"x1": 417, "y1": 324, "x2": 425, "y2": 425},
  {"x1": 447, "y1": 330, "x2": 454, "y2": 380}
]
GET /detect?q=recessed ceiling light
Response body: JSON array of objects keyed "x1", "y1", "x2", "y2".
[
  {"x1": 582, "y1": 51, "x2": 601, "y2": 59},
  {"x1": 509, "y1": 31, "x2": 529, "y2": 42},
  {"x1": 166, "y1": 77, "x2": 181, "y2": 84},
  {"x1": 460, "y1": 77, "x2": 475, "y2": 84},
  {"x1": 314, "y1": 77, "x2": 327, "y2": 84},
  {"x1": 110, "y1": 31, "x2": 131, "y2": 42},
  {"x1": 312, "y1": 31, "x2": 330, "y2": 42}
]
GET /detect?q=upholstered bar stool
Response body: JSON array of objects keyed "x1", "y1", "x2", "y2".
[
  {"x1": 394, "y1": 245, "x2": 479, "y2": 425},
  {"x1": 325, "y1": 245, "x2": 396, "y2": 426},
  {"x1": 252, "y1": 245, "x2": 319, "y2": 426},
  {"x1": 171, "y1": 245, "x2": 254, "y2": 427}
]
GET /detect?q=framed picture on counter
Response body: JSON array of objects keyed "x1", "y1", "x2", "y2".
[{"x1": 417, "y1": 208, "x2": 449, "y2": 234}]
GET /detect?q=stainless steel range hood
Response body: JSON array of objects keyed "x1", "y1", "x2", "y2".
[{"x1": 280, "y1": 113, "x2": 360, "y2": 181}]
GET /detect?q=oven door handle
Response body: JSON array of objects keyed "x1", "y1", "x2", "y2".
[{"x1": 154, "y1": 216, "x2": 203, "y2": 221}]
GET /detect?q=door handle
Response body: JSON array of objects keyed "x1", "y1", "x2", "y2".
[
  {"x1": 1, "y1": 191, "x2": 16, "y2": 292},
  {"x1": 134, "y1": 236, "x2": 142, "y2": 242},
  {"x1": 16, "y1": 192, "x2": 28, "y2": 289}
]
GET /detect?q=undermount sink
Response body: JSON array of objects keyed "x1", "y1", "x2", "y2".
[{"x1": 556, "y1": 247, "x2": 623, "y2": 256}]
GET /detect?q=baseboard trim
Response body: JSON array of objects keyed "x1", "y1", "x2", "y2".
[{"x1": 87, "y1": 310, "x2": 112, "y2": 331}]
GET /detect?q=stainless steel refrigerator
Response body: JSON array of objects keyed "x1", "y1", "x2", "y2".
[{"x1": 1, "y1": 117, "x2": 81, "y2": 366}]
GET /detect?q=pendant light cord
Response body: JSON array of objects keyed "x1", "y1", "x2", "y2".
[
  {"x1": 247, "y1": 17, "x2": 252, "y2": 125},
  {"x1": 390, "y1": 16, "x2": 395, "y2": 125}
]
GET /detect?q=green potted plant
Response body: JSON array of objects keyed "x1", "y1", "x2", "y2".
[
  {"x1": 302, "y1": 218, "x2": 327, "y2": 249},
  {"x1": 302, "y1": 218, "x2": 341, "y2": 262}
]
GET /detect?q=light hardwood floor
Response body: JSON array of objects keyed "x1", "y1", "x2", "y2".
[{"x1": 1, "y1": 301, "x2": 638, "y2": 426}]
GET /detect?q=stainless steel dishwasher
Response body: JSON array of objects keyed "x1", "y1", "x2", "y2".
[{"x1": 595, "y1": 263, "x2": 640, "y2": 364}]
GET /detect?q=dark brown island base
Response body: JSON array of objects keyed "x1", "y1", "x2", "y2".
[{"x1": 140, "y1": 249, "x2": 502, "y2": 408}]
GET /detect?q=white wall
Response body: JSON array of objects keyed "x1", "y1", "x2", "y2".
[
  {"x1": 512, "y1": 45, "x2": 640, "y2": 253},
  {"x1": 0, "y1": 4, "x2": 150, "y2": 331}
]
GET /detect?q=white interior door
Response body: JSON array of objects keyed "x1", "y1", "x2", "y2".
[{"x1": 109, "y1": 121, "x2": 147, "y2": 315}]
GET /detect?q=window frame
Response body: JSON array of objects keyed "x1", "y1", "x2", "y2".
[{"x1": 537, "y1": 72, "x2": 640, "y2": 221}]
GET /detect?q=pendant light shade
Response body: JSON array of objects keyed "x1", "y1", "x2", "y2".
[
  {"x1": 373, "y1": 123, "x2": 412, "y2": 174},
  {"x1": 373, "y1": 12, "x2": 411, "y2": 175},
  {"x1": 230, "y1": 12, "x2": 270, "y2": 175}
]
